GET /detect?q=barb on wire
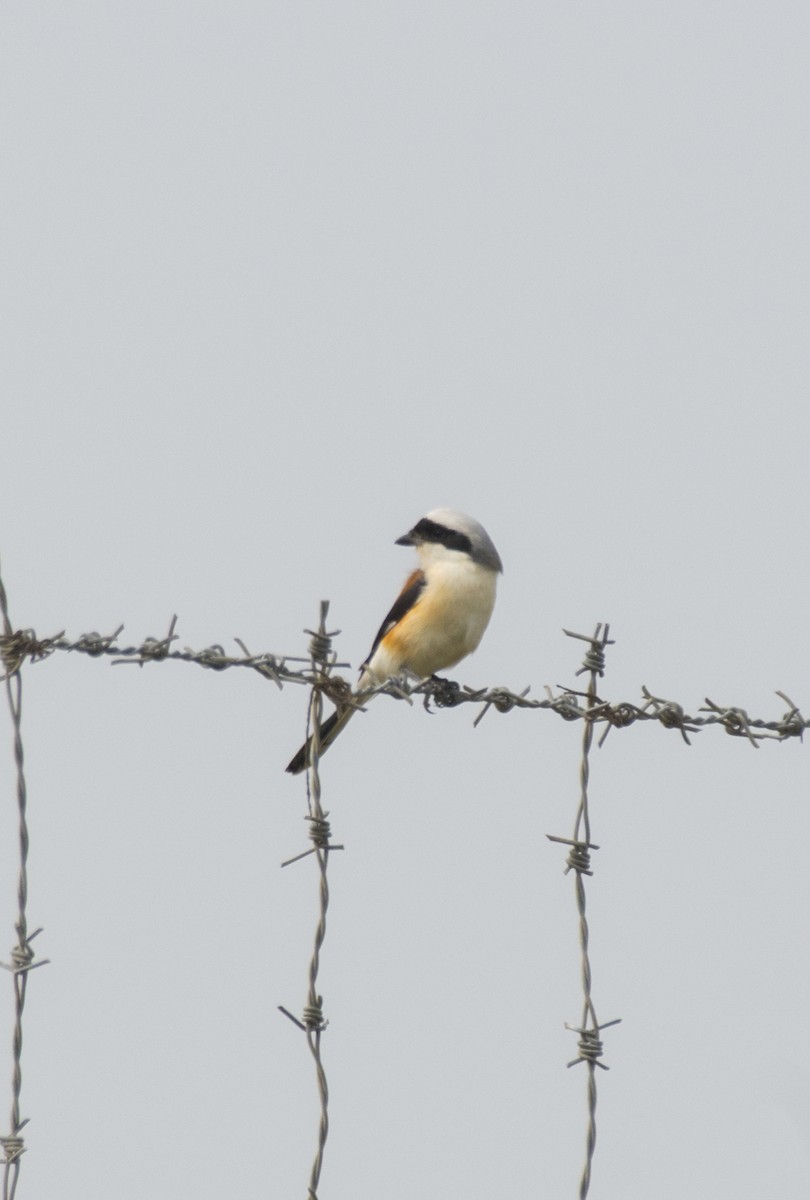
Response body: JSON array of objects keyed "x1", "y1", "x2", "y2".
[
  {"x1": 639, "y1": 688, "x2": 701, "y2": 745},
  {"x1": 774, "y1": 691, "x2": 805, "y2": 741},
  {"x1": 595, "y1": 700, "x2": 643, "y2": 748},
  {"x1": 547, "y1": 625, "x2": 621, "y2": 1200},
  {"x1": 472, "y1": 684, "x2": 531, "y2": 727},
  {"x1": 565, "y1": 1017, "x2": 623, "y2": 1070},
  {"x1": 0, "y1": 562, "x2": 49, "y2": 1200},
  {"x1": 700, "y1": 698, "x2": 779, "y2": 746}
]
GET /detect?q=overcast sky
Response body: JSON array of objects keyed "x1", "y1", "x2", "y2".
[{"x1": 2, "y1": 3, "x2": 810, "y2": 1198}]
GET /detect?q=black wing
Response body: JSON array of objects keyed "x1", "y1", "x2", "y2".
[{"x1": 362, "y1": 569, "x2": 426, "y2": 668}]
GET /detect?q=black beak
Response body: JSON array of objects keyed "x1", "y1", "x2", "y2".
[{"x1": 395, "y1": 528, "x2": 417, "y2": 546}]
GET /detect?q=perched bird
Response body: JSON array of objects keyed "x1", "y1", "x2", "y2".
[{"x1": 286, "y1": 507, "x2": 502, "y2": 774}]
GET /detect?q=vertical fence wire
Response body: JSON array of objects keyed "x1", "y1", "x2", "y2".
[
  {"x1": 0, "y1": 564, "x2": 48, "y2": 1200},
  {"x1": 278, "y1": 602, "x2": 344, "y2": 1200},
  {"x1": 548, "y1": 625, "x2": 621, "y2": 1200},
  {"x1": 303, "y1": 609, "x2": 331, "y2": 1200}
]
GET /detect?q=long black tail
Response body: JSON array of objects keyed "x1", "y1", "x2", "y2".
[{"x1": 285, "y1": 708, "x2": 354, "y2": 775}]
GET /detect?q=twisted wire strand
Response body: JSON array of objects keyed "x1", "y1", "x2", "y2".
[
  {"x1": 572, "y1": 626, "x2": 606, "y2": 1200},
  {"x1": 548, "y1": 625, "x2": 621, "y2": 1200},
  {"x1": 303, "y1": 606, "x2": 332, "y2": 1200},
  {"x1": 1, "y1": 620, "x2": 806, "y2": 744},
  {"x1": 0, "y1": 564, "x2": 49, "y2": 1200},
  {"x1": 277, "y1": 602, "x2": 339, "y2": 1200}
]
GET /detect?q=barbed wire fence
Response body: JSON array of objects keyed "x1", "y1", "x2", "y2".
[{"x1": 0, "y1": 556, "x2": 807, "y2": 1199}]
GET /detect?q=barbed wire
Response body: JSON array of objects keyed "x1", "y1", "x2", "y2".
[
  {"x1": 277, "y1": 603, "x2": 343, "y2": 1200},
  {"x1": 1, "y1": 619, "x2": 807, "y2": 744},
  {"x1": 547, "y1": 626, "x2": 621, "y2": 1198},
  {"x1": 1, "y1": 591, "x2": 809, "y2": 1199},
  {"x1": 0, "y1": 567, "x2": 49, "y2": 1200}
]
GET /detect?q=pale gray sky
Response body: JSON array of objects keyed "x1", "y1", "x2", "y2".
[{"x1": 2, "y1": 3, "x2": 810, "y2": 1197}]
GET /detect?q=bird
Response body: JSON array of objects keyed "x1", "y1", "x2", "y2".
[{"x1": 286, "y1": 507, "x2": 503, "y2": 774}]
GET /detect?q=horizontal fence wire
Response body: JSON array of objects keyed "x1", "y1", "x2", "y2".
[
  {"x1": 0, "y1": 619, "x2": 807, "y2": 744},
  {"x1": 1, "y1": 589, "x2": 809, "y2": 1199}
]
